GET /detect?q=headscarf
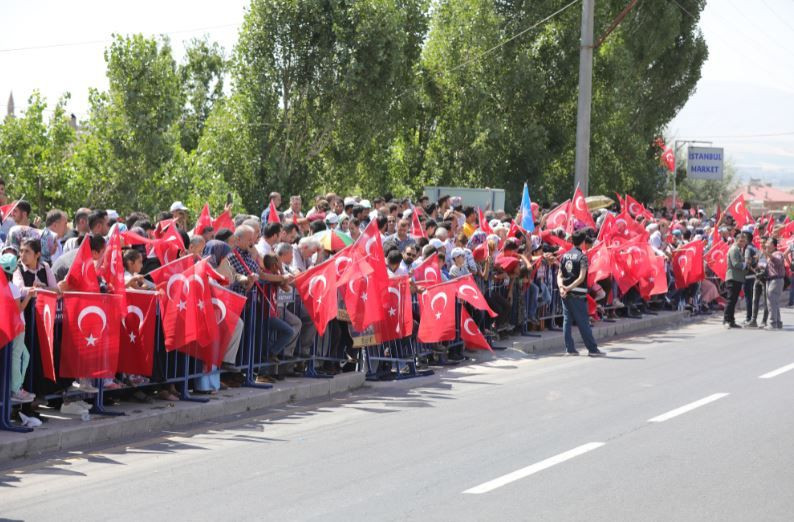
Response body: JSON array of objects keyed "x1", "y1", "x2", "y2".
[{"x1": 203, "y1": 240, "x2": 231, "y2": 268}]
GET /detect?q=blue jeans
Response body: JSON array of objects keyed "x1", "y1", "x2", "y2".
[
  {"x1": 527, "y1": 282, "x2": 539, "y2": 321},
  {"x1": 743, "y1": 278, "x2": 755, "y2": 321},
  {"x1": 267, "y1": 316, "x2": 298, "y2": 356},
  {"x1": 788, "y1": 280, "x2": 794, "y2": 306},
  {"x1": 562, "y1": 295, "x2": 598, "y2": 353}
]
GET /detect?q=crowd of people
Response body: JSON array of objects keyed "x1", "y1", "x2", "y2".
[{"x1": 1, "y1": 175, "x2": 793, "y2": 424}]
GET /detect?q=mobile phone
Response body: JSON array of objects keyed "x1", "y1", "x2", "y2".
[{"x1": 226, "y1": 192, "x2": 233, "y2": 206}]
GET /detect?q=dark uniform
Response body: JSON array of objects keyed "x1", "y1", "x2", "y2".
[{"x1": 559, "y1": 246, "x2": 599, "y2": 354}]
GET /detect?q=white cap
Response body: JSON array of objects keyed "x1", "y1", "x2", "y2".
[
  {"x1": 429, "y1": 238, "x2": 444, "y2": 249},
  {"x1": 170, "y1": 201, "x2": 188, "y2": 212},
  {"x1": 451, "y1": 247, "x2": 466, "y2": 259},
  {"x1": 488, "y1": 219, "x2": 501, "y2": 230},
  {"x1": 325, "y1": 212, "x2": 339, "y2": 224},
  {"x1": 360, "y1": 199, "x2": 372, "y2": 209},
  {"x1": 344, "y1": 197, "x2": 356, "y2": 206},
  {"x1": 107, "y1": 209, "x2": 119, "y2": 220}
]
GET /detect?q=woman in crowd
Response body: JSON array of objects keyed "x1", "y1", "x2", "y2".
[{"x1": 12, "y1": 238, "x2": 58, "y2": 293}]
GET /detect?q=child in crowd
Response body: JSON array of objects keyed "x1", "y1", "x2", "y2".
[{"x1": 1, "y1": 253, "x2": 36, "y2": 404}]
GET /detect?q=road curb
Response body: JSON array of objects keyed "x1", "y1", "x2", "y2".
[{"x1": 0, "y1": 372, "x2": 365, "y2": 464}]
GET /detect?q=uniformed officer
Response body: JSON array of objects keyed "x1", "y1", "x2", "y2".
[{"x1": 557, "y1": 229, "x2": 604, "y2": 356}]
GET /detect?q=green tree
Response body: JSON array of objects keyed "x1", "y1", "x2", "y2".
[
  {"x1": 417, "y1": 0, "x2": 708, "y2": 209},
  {"x1": 0, "y1": 91, "x2": 77, "y2": 215},
  {"x1": 179, "y1": 37, "x2": 227, "y2": 153},
  {"x1": 204, "y1": 0, "x2": 428, "y2": 212}
]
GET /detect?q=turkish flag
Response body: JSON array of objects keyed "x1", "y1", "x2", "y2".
[
  {"x1": 267, "y1": 200, "x2": 280, "y2": 223},
  {"x1": 587, "y1": 242, "x2": 612, "y2": 287},
  {"x1": 122, "y1": 230, "x2": 153, "y2": 247},
  {"x1": 213, "y1": 209, "x2": 235, "y2": 232},
  {"x1": 568, "y1": 188, "x2": 595, "y2": 231},
  {"x1": 148, "y1": 255, "x2": 197, "y2": 287},
  {"x1": 614, "y1": 192, "x2": 625, "y2": 211},
  {"x1": 410, "y1": 209, "x2": 426, "y2": 238},
  {"x1": 726, "y1": 194, "x2": 753, "y2": 228},
  {"x1": 414, "y1": 253, "x2": 442, "y2": 284},
  {"x1": 650, "y1": 256, "x2": 668, "y2": 296},
  {"x1": 0, "y1": 200, "x2": 20, "y2": 224},
  {"x1": 34, "y1": 290, "x2": 58, "y2": 381},
  {"x1": 336, "y1": 220, "x2": 389, "y2": 327},
  {"x1": 673, "y1": 240, "x2": 705, "y2": 289},
  {"x1": 780, "y1": 218, "x2": 794, "y2": 239},
  {"x1": 342, "y1": 274, "x2": 384, "y2": 333},
  {"x1": 192, "y1": 203, "x2": 213, "y2": 236},
  {"x1": 597, "y1": 212, "x2": 616, "y2": 243},
  {"x1": 154, "y1": 218, "x2": 176, "y2": 239},
  {"x1": 612, "y1": 209, "x2": 647, "y2": 243},
  {"x1": 545, "y1": 200, "x2": 570, "y2": 230},
  {"x1": 65, "y1": 236, "x2": 101, "y2": 293},
  {"x1": 478, "y1": 208, "x2": 492, "y2": 234},
  {"x1": 373, "y1": 275, "x2": 413, "y2": 342},
  {"x1": 417, "y1": 280, "x2": 458, "y2": 343},
  {"x1": 619, "y1": 238, "x2": 654, "y2": 281},
  {"x1": 118, "y1": 290, "x2": 157, "y2": 376},
  {"x1": 0, "y1": 274, "x2": 24, "y2": 348},
  {"x1": 454, "y1": 274, "x2": 497, "y2": 317},
  {"x1": 662, "y1": 146, "x2": 675, "y2": 172},
  {"x1": 202, "y1": 283, "x2": 247, "y2": 368},
  {"x1": 705, "y1": 240, "x2": 730, "y2": 281},
  {"x1": 460, "y1": 307, "x2": 491, "y2": 351},
  {"x1": 625, "y1": 194, "x2": 653, "y2": 220},
  {"x1": 97, "y1": 229, "x2": 127, "y2": 312},
  {"x1": 161, "y1": 257, "x2": 224, "y2": 353},
  {"x1": 610, "y1": 248, "x2": 639, "y2": 294},
  {"x1": 294, "y1": 256, "x2": 338, "y2": 336},
  {"x1": 153, "y1": 223, "x2": 184, "y2": 265},
  {"x1": 540, "y1": 230, "x2": 573, "y2": 255},
  {"x1": 60, "y1": 292, "x2": 122, "y2": 379}
]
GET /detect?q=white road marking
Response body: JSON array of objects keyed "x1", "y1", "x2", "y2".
[
  {"x1": 462, "y1": 442, "x2": 605, "y2": 494},
  {"x1": 759, "y1": 363, "x2": 794, "y2": 380},
  {"x1": 647, "y1": 393, "x2": 729, "y2": 423}
]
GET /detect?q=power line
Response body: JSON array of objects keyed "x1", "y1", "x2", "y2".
[
  {"x1": 446, "y1": 0, "x2": 582, "y2": 74},
  {"x1": 0, "y1": 24, "x2": 238, "y2": 54}
]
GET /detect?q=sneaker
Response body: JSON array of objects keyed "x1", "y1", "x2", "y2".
[
  {"x1": 61, "y1": 401, "x2": 90, "y2": 415},
  {"x1": 588, "y1": 349, "x2": 607, "y2": 357},
  {"x1": 74, "y1": 400, "x2": 93, "y2": 410},
  {"x1": 103, "y1": 380, "x2": 123, "y2": 390},
  {"x1": 11, "y1": 389, "x2": 35, "y2": 404},
  {"x1": 74, "y1": 379, "x2": 98, "y2": 393},
  {"x1": 565, "y1": 351, "x2": 580, "y2": 356},
  {"x1": 612, "y1": 299, "x2": 625, "y2": 308},
  {"x1": 746, "y1": 321, "x2": 758, "y2": 328}
]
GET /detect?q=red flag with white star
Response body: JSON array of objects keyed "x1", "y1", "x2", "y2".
[
  {"x1": 460, "y1": 307, "x2": 491, "y2": 351},
  {"x1": 118, "y1": 289, "x2": 157, "y2": 376},
  {"x1": 60, "y1": 292, "x2": 122, "y2": 378}
]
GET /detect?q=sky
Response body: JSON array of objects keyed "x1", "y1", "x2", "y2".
[{"x1": 1, "y1": 0, "x2": 793, "y2": 187}]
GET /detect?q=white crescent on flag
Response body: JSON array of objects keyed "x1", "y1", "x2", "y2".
[{"x1": 77, "y1": 306, "x2": 108, "y2": 334}]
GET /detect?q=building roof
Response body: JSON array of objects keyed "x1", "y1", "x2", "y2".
[{"x1": 732, "y1": 184, "x2": 794, "y2": 204}]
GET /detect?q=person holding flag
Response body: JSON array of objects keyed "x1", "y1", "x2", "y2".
[{"x1": 557, "y1": 230, "x2": 605, "y2": 357}]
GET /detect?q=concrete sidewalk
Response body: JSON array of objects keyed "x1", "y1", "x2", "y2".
[
  {"x1": 0, "y1": 372, "x2": 364, "y2": 463},
  {"x1": 0, "y1": 307, "x2": 702, "y2": 463}
]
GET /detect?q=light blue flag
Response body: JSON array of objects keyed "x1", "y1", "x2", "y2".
[{"x1": 520, "y1": 183, "x2": 535, "y2": 232}]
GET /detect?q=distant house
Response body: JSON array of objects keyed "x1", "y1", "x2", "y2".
[{"x1": 731, "y1": 181, "x2": 794, "y2": 214}]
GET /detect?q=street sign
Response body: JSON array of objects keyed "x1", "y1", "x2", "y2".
[{"x1": 686, "y1": 146, "x2": 724, "y2": 180}]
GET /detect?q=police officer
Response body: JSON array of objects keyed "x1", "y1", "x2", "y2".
[
  {"x1": 741, "y1": 226, "x2": 759, "y2": 325},
  {"x1": 557, "y1": 229, "x2": 604, "y2": 356}
]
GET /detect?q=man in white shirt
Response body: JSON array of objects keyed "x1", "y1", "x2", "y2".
[
  {"x1": 291, "y1": 237, "x2": 320, "y2": 273},
  {"x1": 282, "y1": 195, "x2": 304, "y2": 221},
  {"x1": 255, "y1": 222, "x2": 281, "y2": 258}
]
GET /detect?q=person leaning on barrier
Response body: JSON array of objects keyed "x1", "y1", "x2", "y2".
[{"x1": 557, "y1": 230, "x2": 604, "y2": 357}]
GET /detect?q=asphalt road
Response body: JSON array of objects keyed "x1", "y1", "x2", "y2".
[{"x1": 2, "y1": 308, "x2": 794, "y2": 521}]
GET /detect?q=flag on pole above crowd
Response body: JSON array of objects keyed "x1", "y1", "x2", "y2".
[{"x1": 519, "y1": 183, "x2": 535, "y2": 232}]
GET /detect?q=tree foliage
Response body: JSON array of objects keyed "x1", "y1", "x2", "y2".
[{"x1": 0, "y1": 0, "x2": 709, "y2": 217}]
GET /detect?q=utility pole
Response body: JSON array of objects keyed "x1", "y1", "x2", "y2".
[{"x1": 574, "y1": 0, "x2": 595, "y2": 196}]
